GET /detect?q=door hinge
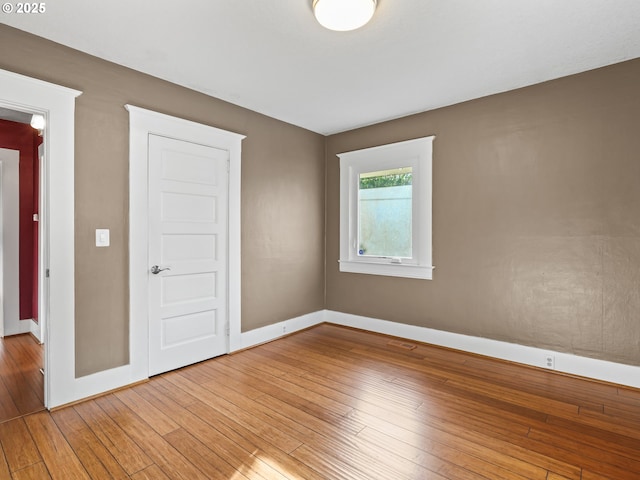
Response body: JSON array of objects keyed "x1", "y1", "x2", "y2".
[
  {"x1": 45, "y1": 269, "x2": 50, "y2": 278},
  {"x1": 225, "y1": 324, "x2": 230, "y2": 336}
]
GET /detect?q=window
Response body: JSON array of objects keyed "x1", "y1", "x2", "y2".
[{"x1": 339, "y1": 136, "x2": 434, "y2": 279}]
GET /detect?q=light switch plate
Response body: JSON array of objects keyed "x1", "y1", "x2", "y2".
[{"x1": 96, "y1": 228, "x2": 110, "y2": 247}]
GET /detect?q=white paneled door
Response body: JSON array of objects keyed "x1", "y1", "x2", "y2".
[{"x1": 148, "y1": 134, "x2": 229, "y2": 376}]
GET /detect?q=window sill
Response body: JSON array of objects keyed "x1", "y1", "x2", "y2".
[{"x1": 339, "y1": 260, "x2": 434, "y2": 280}]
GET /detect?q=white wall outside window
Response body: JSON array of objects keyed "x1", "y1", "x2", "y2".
[{"x1": 339, "y1": 136, "x2": 435, "y2": 280}]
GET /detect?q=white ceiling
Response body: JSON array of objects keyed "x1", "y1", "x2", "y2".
[{"x1": 3, "y1": 0, "x2": 640, "y2": 135}]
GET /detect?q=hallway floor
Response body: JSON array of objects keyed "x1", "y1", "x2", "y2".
[{"x1": 0, "y1": 333, "x2": 44, "y2": 423}]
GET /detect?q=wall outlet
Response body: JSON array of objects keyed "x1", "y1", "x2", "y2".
[{"x1": 544, "y1": 354, "x2": 555, "y2": 369}]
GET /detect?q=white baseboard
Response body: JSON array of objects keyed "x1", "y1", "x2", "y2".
[
  {"x1": 233, "y1": 310, "x2": 326, "y2": 352},
  {"x1": 52, "y1": 311, "x2": 324, "y2": 409},
  {"x1": 52, "y1": 365, "x2": 147, "y2": 409},
  {"x1": 3, "y1": 318, "x2": 33, "y2": 336},
  {"x1": 325, "y1": 310, "x2": 640, "y2": 390},
  {"x1": 53, "y1": 308, "x2": 640, "y2": 408},
  {"x1": 30, "y1": 319, "x2": 43, "y2": 343},
  {"x1": 233, "y1": 309, "x2": 640, "y2": 389}
]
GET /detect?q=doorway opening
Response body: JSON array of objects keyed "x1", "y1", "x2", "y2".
[
  {"x1": 1, "y1": 68, "x2": 81, "y2": 409},
  {"x1": 0, "y1": 107, "x2": 46, "y2": 421}
]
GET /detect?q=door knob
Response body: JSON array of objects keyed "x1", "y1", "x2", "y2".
[{"x1": 150, "y1": 265, "x2": 171, "y2": 275}]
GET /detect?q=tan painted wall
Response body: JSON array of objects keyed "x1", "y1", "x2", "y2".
[
  {"x1": 2, "y1": 23, "x2": 639, "y2": 376},
  {"x1": 0, "y1": 25, "x2": 325, "y2": 377},
  {"x1": 326, "y1": 59, "x2": 640, "y2": 366}
]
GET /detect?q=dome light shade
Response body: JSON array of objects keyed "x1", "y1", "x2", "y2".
[
  {"x1": 30, "y1": 113, "x2": 45, "y2": 130},
  {"x1": 313, "y1": 0, "x2": 377, "y2": 32}
]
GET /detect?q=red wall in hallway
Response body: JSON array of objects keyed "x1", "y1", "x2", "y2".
[{"x1": 0, "y1": 119, "x2": 41, "y2": 321}]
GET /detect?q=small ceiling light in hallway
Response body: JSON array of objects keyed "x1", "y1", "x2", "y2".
[{"x1": 30, "y1": 114, "x2": 45, "y2": 130}]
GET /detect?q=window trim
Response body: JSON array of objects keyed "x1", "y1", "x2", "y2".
[{"x1": 338, "y1": 136, "x2": 434, "y2": 280}]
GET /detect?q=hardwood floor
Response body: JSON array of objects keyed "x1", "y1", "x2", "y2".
[
  {"x1": 0, "y1": 334, "x2": 44, "y2": 423},
  {"x1": 0, "y1": 324, "x2": 639, "y2": 479}
]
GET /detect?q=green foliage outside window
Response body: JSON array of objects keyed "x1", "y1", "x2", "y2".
[{"x1": 359, "y1": 172, "x2": 412, "y2": 190}]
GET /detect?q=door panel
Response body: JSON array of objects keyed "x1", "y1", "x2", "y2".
[
  {"x1": 148, "y1": 134, "x2": 228, "y2": 376},
  {"x1": 162, "y1": 234, "x2": 216, "y2": 263}
]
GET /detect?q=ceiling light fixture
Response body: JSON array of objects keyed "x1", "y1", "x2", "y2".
[
  {"x1": 30, "y1": 113, "x2": 45, "y2": 130},
  {"x1": 313, "y1": 0, "x2": 377, "y2": 32}
]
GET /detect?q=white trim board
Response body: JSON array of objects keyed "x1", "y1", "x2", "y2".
[
  {"x1": 30, "y1": 319, "x2": 43, "y2": 343},
  {"x1": 191, "y1": 307, "x2": 640, "y2": 391},
  {"x1": 325, "y1": 310, "x2": 640, "y2": 390},
  {"x1": 43, "y1": 303, "x2": 640, "y2": 407},
  {"x1": 232, "y1": 311, "x2": 326, "y2": 352}
]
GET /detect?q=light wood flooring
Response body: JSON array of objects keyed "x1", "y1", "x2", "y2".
[
  {"x1": 0, "y1": 334, "x2": 44, "y2": 423},
  {"x1": 0, "y1": 323, "x2": 639, "y2": 479}
]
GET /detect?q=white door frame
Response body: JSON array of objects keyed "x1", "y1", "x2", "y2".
[
  {"x1": 32, "y1": 142, "x2": 46, "y2": 343},
  {"x1": 0, "y1": 68, "x2": 81, "y2": 408},
  {"x1": 0, "y1": 148, "x2": 20, "y2": 339},
  {"x1": 127, "y1": 105, "x2": 245, "y2": 379}
]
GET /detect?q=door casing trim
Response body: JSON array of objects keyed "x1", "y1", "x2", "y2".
[
  {"x1": 127, "y1": 105, "x2": 245, "y2": 381},
  {"x1": 0, "y1": 68, "x2": 81, "y2": 408}
]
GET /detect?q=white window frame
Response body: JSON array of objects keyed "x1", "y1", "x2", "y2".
[{"x1": 339, "y1": 136, "x2": 435, "y2": 280}]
